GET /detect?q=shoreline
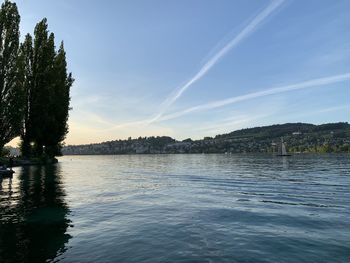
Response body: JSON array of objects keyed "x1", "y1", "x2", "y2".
[
  {"x1": 60, "y1": 152, "x2": 350, "y2": 156},
  {"x1": 0, "y1": 157, "x2": 58, "y2": 167}
]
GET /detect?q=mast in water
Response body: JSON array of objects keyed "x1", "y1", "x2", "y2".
[{"x1": 277, "y1": 137, "x2": 290, "y2": 156}]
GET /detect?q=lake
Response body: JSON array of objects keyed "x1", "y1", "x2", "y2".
[{"x1": 1, "y1": 154, "x2": 350, "y2": 262}]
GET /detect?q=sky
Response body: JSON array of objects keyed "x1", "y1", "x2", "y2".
[{"x1": 10, "y1": 0, "x2": 350, "y2": 145}]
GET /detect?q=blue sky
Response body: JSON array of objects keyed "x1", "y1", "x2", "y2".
[{"x1": 14, "y1": 0, "x2": 350, "y2": 145}]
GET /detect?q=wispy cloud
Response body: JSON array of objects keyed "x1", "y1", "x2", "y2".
[
  {"x1": 274, "y1": 104, "x2": 350, "y2": 122},
  {"x1": 152, "y1": 0, "x2": 286, "y2": 121},
  {"x1": 157, "y1": 72, "x2": 350, "y2": 122},
  {"x1": 103, "y1": 72, "x2": 350, "y2": 131},
  {"x1": 72, "y1": 95, "x2": 104, "y2": 108},
  {"x1": 99, "y1": 0, "x2": 285, "y2": 131},
  {"x1": 195, "y1": 114, "x2": 268, "y2": 133},
  {"x1": 316, "y1": 104, "x2": 350, "y2": 113}
]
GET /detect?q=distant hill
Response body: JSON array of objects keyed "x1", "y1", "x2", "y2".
[{"x1": 62, "y1": 122, "x2": 350, "y2": 155}]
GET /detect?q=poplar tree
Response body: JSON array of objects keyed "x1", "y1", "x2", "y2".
[
  {"x1": 0, "y1": 0, "x2": 24, "y2": 152},
  {"x1": 21, "y1": 19, "x2": 73, "y2": 158},
  {"x1": 0, "y1": 2, "x2": 73, "y2": 158},
  {"x1": 28, "y1": 18, "x2": 55, "y2": 156},
  {"x1": 45, "y1": 42, "x2": 73, "y2": 156},
  {"x1": 19, "y1": 34, "x2": 33, "y2": 156}
]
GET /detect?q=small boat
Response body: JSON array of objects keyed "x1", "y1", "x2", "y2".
[
  {"x1": 0, "y1": 169, "x2": 15, "y2": 178},
  {"x1": 277, "y1": 138, "x2": 291, "y2": 156}
]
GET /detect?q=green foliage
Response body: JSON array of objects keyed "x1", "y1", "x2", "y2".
[
  {"x1": 317, "y1": 144, "x2": 334, "y2": 153},
  {"x1": 27, "y1": 19, "x2": 54, "y2": 155},
  {"x1": 0, "y1": 2, "x2": 73, "y2": 158},
  {"x1": 146, "y1": 136, "x2": 175, "y2": 149},
  {"x1": 0, "y1": 0, "x2": 24, "y2": 151},
  {"x1": 0, "y1": 146, "x2": 10, "y2": 157},
  {"x1": 18, "y1": 19, "x2": 73, "y2": 158},
  {"x1": 19, "y1": 33, "x2": 34, "y2": 156},
  {"x1": 44, "y1": 42, "x2": 74, "y2": 157}
]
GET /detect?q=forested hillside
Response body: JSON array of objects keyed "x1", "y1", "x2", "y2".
[{"x1": 62, "y1": 122, "x2": 350, "y2": 155}]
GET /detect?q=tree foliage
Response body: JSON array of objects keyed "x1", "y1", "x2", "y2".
[
  {"x1": 0, "y1": 1, "x2": 73, "y2": 158},
  {"x1": 44, "y1": 41, "x2": 74, "y2": 156},
  {"x1": 19, "y1": 33, "x2": 33, "y2": 156},
  {"x1": 21, "y1": 19, "x2": 74, "y2": 157},
  {"x1": 0, "y1": 0, "x2": 24, "y2": 150}
]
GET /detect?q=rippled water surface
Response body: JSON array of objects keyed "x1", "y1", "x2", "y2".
[{"x1": 1, "y1": 154, "x2": 350, "y2": 262}]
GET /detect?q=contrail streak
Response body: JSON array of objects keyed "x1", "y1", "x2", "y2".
[
  {"x1": 154, "y1": 0, "x2": 285, "y2": 121},
  {"x1": 104, "y1": 0, "x2": 285, "y2": 131},
  {"x1": 105, "y1": 72, "x2": 350, "y2": 131},
  {"x1": 157, "y1": 72, "x2": 350, "y2": 122}
]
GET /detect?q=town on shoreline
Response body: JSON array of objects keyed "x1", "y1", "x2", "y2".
[{"x1": 62, "y1": 122, "x2": 350, "y2": 155}]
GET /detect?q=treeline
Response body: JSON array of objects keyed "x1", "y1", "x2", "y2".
[
  {"x1": 62, "y1": 122, "x2": 350, "y2": 155},
  {"x1": 215, "y1": 122, "x2": 350, "y2": 140},
  {"x1": 0, "y1": 1, "x2": 73, "y2": 158}
]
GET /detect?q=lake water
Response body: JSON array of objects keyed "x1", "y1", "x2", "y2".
[{"x1": 1, "y1": 154, "x2": 350, "y2": 262}]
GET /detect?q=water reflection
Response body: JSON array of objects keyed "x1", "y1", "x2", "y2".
[
  {"x1": 282, "y1": 156, "x2": 289, "y2": 169},
  {"x1": 0, "y1": 165, "x2": 71, "y2": 263}
]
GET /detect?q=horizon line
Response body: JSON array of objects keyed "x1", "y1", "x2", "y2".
[{"x1": 63, "y1": 120, "x2": 349, "y2": 146}]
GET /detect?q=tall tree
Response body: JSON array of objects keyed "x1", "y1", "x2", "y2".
[
  {"x1": 21, "y1": 19, "x2": 73, "y2": 157},
  {"x1": 0, "y1": 0, "x2": 24, "y2": 152},
  {"x1": 45, "y1": 41, "x2": 73, "y2": 156},
  {"x1": 19, "y1": 33, "x2": 33, "y2": 157},
  {"x1": 28, "y1": 18, "x2": 55, "y2": 156}
]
